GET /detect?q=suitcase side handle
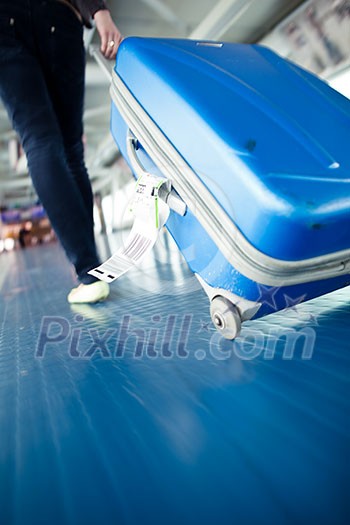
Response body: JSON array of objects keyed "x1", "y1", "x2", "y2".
[{"x1": 126, "y1": 130, "x2": 187, "y2": 217}]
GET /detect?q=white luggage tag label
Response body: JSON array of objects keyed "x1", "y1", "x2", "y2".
[{"x1": 89, "y1": 174, "x2": 170, "y2": 283}]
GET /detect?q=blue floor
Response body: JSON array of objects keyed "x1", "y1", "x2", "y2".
[{"x1": 0, "y1": 234, "x2": 349, "y2": 525}]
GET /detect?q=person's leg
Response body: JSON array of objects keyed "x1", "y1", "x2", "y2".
[
  {"x1": 0, "y1": 2, "x2": 100, "y2": 285},
  {"x1": 33, "y1": 0, "x2": 95, "y2": 238}
]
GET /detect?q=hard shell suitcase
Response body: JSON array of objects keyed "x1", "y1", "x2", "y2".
[{"x1": 107, "y1": 37, "x2": 350, "y2": 338}]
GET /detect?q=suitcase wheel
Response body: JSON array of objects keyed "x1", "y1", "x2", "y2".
[{"x1": 210, "y1": 296, "x2": 242, "y2": 340}]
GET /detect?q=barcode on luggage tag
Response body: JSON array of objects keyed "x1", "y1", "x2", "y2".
[
  {"x1": 122, "y1": 232, "x2": 153, "y2": 261},
  {"x1": 89, "y1": 173, "x2": 170, "y2": 283},
  {"x1": 89, "y1": 233, "x2": 153, "y2": 282}
]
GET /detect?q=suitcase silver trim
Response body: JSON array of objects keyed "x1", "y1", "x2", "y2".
[{"x1": 110, "y1": 71, "x2": 350, "y2": 287}]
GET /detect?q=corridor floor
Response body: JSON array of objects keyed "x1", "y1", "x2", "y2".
[{"x1": 0, "y1": 234, "x2": 349, "y2": 525}]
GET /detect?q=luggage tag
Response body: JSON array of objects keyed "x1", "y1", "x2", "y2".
[{"x1": 88, "y1": 173, "x2": 170, "y2": 283}]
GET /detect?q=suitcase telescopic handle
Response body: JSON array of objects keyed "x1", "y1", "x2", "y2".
[
  {"x1": 126, "y1": 130, "x2": 187, "y2": 217},
  {"x1": 89, "y1": 45, "x2": 113, "y2": 81}
]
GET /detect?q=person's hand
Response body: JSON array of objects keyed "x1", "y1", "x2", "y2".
[{"x1": 94, "y1": 9, "x2": 122, "y2": 60}]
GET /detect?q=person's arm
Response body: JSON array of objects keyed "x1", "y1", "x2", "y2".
[
  {"x1": 79, "y1": 0, "x2": 122, "y2": 59},
  {"x1": 93, "y1": 9, "x2": 122, "y2": 60}
]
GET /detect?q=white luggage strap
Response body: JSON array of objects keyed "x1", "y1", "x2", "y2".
[
  {"x1": 89, "y1": 131, "x2": 187, "y2": 283},
  {"x1": 89, "y1": 171, "x2": 170, "y2": 283}
]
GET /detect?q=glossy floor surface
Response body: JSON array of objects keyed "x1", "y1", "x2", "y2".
[{"x1": 0, "y1": 233, "x2": 349, "y2": 525}]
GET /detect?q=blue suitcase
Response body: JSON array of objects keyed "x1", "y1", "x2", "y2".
[{"x1": 108, "y1": 37, "x2": 350, "y2": 339}]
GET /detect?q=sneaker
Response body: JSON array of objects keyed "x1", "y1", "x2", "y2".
[{"x1": 67, "y1": 281, "x2": 110, "y2": 304}]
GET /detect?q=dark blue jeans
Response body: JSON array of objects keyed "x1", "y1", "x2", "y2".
[{"x1": 0, "y1": 0, "x2": 100, "y2": 284}]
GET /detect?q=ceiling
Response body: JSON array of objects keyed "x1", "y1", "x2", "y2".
[{"x1": 0, "y1": 0, "x2": 306, "y2": 208}]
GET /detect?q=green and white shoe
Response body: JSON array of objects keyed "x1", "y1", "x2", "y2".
[{"x1": 67, "y1": 281, "x2": 110, "y2": 304}]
